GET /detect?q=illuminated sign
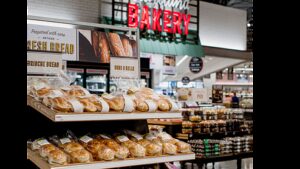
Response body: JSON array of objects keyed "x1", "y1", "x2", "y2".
[{"x1": 128, "y1": 0, "x2": 191, "y2": 35}]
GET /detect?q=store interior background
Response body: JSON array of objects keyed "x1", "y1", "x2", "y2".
[{"x1": 27, "y1": 0, "x2": 253, "y2": 169}]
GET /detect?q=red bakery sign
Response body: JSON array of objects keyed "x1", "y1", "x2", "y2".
[{"x1": 128, "y1": 0, "x2": 191, "y2": 35}]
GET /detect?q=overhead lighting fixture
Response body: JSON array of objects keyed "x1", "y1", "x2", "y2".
[
  {"x1": 176, "y1": 55, "x2": 189, "y2": 66},
  {"x1": 234, "y1": 68, "x2": 253, "y2": 71},
  {"x1": 27, "y1": 19, "x2": 75, "y2": 28},
  {"x1": 247, "y1": 23, "x2": 251, "y2": 27}
]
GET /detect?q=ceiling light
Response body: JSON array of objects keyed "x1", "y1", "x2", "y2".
[{"x1": 247, "y1": 23, "x2": 251, "y2": 27}]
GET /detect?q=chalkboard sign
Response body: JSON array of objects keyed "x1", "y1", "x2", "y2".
[{"x1": 189, "y1": 57, "x2": 203, "y2": 73}]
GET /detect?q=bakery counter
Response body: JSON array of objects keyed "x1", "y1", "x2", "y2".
[
  {"x1": 27, "y1": 96, "x2": 182, "y2": 122},
  {"x1": 27, "y1": 148, "x2": 195, "y2": 169}
]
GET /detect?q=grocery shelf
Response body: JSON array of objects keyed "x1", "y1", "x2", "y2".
[
  {"x1": 27, "y1": 96, "x2": 182, "y2": 122},
  {"x1": 147, "y1": 119, "x2": 182, "y2": 125},
  {"x1": 189, "y1": 131, "x2": 252, "y2": 140},
  {"x1": 27, "y1": 149, "x2": 195, "y2": 169}
]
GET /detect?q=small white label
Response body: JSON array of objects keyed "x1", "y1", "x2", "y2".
[
  {"x1": 100, "y1": 134, "x2": 111, "y2": 139},
  {"x1": 102, "y1": 94, "x2": 114, "y2": 100},
  {"x1": 116, "y1": 136, "x2": 129, "y2": 142},
  {"x1": 33, "y1": 83, "x2": 48, "y2": 90},
  {"x1": 48, "y1": 90, "x2": 64, "y2": 98},
  {"x1": 123, "y1": 95, "x2": 134, "y2": 112},
  {"x1": 37, "y1": 139, "x2": 50, "y2": 146},
  {"x1": 144, "y1": 100, "x2": 157, "y2": 112},
  {"x1": 80, "y1": 136, "x2": 93, "y2": 143},
  {"x1": 96, "y1": 98, "x2": 110, "y2": 113},
  {"x1": 131, "y1": 133, "x2": 143, "y2": 140},
  {"x1": 60, "y1": 138, "x2": 72, "y2": 145},
  {"x1": 68, "y1": 99, "x2": 84, "y2": 113}
]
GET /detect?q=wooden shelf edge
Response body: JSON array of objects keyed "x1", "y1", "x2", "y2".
[
  {"x1": 27, "y1": 96, "x2": 183, "y2": 122},
  {"x1": 27, "y1": 149, "x2": 195, "y2": 169}
]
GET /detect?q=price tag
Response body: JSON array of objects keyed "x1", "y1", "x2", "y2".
[
  {"x1": 80, "y1": 136, "x2": 93, "y2": 143},
  {"x1": 210, "y1": 133, "x2": 213, "y2": 137},
  {"x1": 37, "y1": 139, "x2": 50, "y2": 146},
  {"x1": 60, "y1": 138, "x2": 72, "y2": 145},
  {"x1": 233, "y1": 131, "x2": 236, "y2": 135},
  {"x1": 100, "y1": 134, "x2": 111, "y2": 139},
  {"x1": 116, "y1": 136, "x2": 129, "y2": 142}
]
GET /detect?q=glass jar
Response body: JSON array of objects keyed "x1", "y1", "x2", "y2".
[{"x1": 210, "y1": 120, "x2": 219, "y2": 133}]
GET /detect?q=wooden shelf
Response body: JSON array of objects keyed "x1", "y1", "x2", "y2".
[
  {"x1": 147, "y1": 119, "x2": 182, "y2": 125},
  {"x1": 27, "y1": 148, "x2": 195, "y2": 169},
  {"x1": 27, "y1": 96, "x2": 182, "y2": 122}
]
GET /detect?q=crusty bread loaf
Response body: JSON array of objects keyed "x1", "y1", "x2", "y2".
[{"x1": 108, "y1": 33, "x2": 126, "y2": 56}]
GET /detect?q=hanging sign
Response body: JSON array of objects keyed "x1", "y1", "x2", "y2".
[
  {"x1": 27, "y1": 24, "x2": 77, "y2": 61},
  {"x1": 110, "y1": 57, "x2": 139, "y2": 79},
  {"x1": 128, "y1": 0, "x2": 191, "y2": 35},
  {"x1": 162, "y1": 55, "x2": 176, "y2": 75},
  {"x1": 189, "y1": 57, "x2": 203, "y2": 73},
  {"x1": 27, "y1": 52, "x2": 63, "y2": 75},
  {"x1": 182, "y1": 76, "x2": 190, "y2": 84}
]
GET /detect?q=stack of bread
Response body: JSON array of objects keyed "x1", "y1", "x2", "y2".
[
  {"x1": 28, "y1": 130, "x2": 192, "y2": 166},
  {"x1": 28, "y1": 82, "x2": 178, "y2": 113}
]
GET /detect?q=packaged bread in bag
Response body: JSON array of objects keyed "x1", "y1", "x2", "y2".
[
  {"x1": 77, "y1": 95, "x2": 110, "y2": 113},
  {"x1": 61, "y1": 85, "x2": 90, "y2": 97},
  {"x1": 114, "y1": 134, "x2": 145, "y2": 157},
  {"x1": 172, "y1": 139, "x2": 192, "y2": 153},
  {"x1": 102, "y1": 94, "x2": 135, "y2": 112},
  {"x1": 95, "y1": 134, "x2": 129, "y2": 159},
  {"x1": 79, "y1": 135, "x2": 115, "y2": 161},
  {"x1": 31, "y1": 138, "x2": 69, "y2": 165},
  {"x1": 76, "y1": 97, "x2": 98, "y2": 112},
  {"x1": 47, "y1": 96, "x2": 85, "y2": 113},
  {"x1": 144, "y1": 133, "x2": 177, "y2": 155},
  {"x1": 49, "y1": 135, "x2": 93, "y2": 163},
  {"x1": 124, "y1": 130, "x2": 162, "y2": 156}
]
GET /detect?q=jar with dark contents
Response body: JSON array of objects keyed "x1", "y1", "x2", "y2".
[
  {"x1": 193, "y1": 122, "x2": 201, "y2": 134},
  {"x1": 233, "y1": 119, "x2": 242, "y2": 131},
  {"x1": 200, "y1": 121, "x2": 211, "y2": 133},
  {"x1": 217, "y1": 108, "x2": 226, "y2": 120},
  {"x1": 182, "y1": 121, "x2": 193, "y2": 134},
  {"x1": 226, "y1": 119, "x2": 234, "y2": 131},
  {"x1": 211, "y1": 110, "x2": 218, "y2": 120},
  {"x1": 210, "y1": 120, "x2": 219, "y2": 133},
  {"x1": 217, "y1": 120, "x2": 227, "y2": 132}
]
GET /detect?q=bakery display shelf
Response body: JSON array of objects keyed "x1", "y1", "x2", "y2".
[
  {"x1": 189, "y1": 131, "x2": 252, "y2": 139},
  {"x1": 27, "y1": 148, "x2": 195, "y2": 169},
  {"x1": 27, "y1": 96, "x2": 182, "y2": 122},
  {"x1": 147, "y1": 119, "x2": 182, "y2": 125},
  {"x1": 194, "y1": 152, "x2": 253, "y2": 162},
  {"x1": 243, "y1": 109, "x2": 253, "y2": 112}
]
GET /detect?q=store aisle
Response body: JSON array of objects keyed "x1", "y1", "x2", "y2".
[{"x1": 183, "y1": 158, "x2": 253, "y2": 169}]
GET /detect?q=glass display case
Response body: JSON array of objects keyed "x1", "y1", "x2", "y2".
[
  {"x1": 67, "y1": 68, "x2": 84, "y2": 87},
  {"x1": 86, "y1": 69, "x2": 108, "y2": 94}
]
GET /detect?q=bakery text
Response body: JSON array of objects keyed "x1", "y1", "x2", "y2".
[
  {"x1": 27, "y1": 61, "x2": 60, "y2": 68},
  {"x1": 128, "y1": 1, "x2": 191, "y2": 35},
  {"x1": 27, "y1": 40, "x2": 74, "y2": 54}
]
